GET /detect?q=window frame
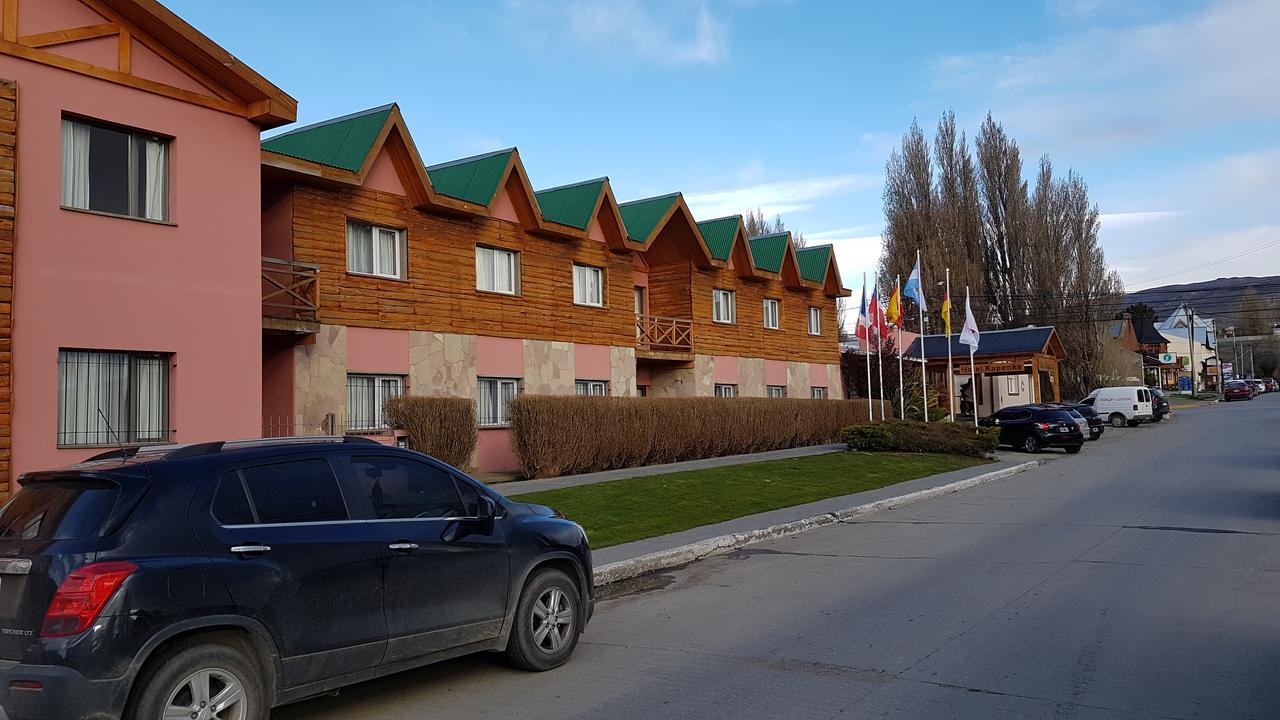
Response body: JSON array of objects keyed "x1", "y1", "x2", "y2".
[
  {"x1": 349, "y1": 454, "x2": 466, "y2": 521},
  {"x1": 763, "y1": 298, "x2": 780, "y2": 330},
  {"x1": 56, "y1": 348, "x2": 171, "y2": 448},
  {"x1": 712, "y1": 288, "x2": 737, "y2": 325},
  {"x1": 477, "y1": 377, "x2": 520, "y2": 427},
  {"x1": 767, "y1": 385, "x2": 786, "y2": 398},
  {"x1": 808, "y1": 306, "x2": 822, "y2": 336},
  {"x1": 475, "y1": 245, "x2": 521, "y2": 296},
  {"x1": 572, "y1": 263, "x2": 605, "y2": 307},
  {"x1": 575, "y1": 379, "x2": 609, "y2": 396},
  {"x1": 714, "y1": 384, "x2": 738, "y2": 398},
  {"x1": 345, "y1": 374, "x2": 405, "y2": 433},
  {"x1": 346, "y1": 220, "x2": 406, "y2": 280},
  {"x1": 810, "y1": 386, "x2": 829, "y2": 399},
  {"x1": 59, "y1": 115, "x2": 172, "y2": 224}
]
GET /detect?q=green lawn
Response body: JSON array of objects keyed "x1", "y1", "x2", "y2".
[{"x1": 509, "y1": 451, "x2": 987, "y2": 548}]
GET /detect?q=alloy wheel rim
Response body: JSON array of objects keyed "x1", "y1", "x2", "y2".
[
  {"x1": 162, "y1": 667, "x2": 247, "y2": 720},
  {"x1": 531, "y1": 587, "x2": 574, "y2": 654},
  {"x1": 1024, "y1": 437, "x2": 1036, "y2": 452}
]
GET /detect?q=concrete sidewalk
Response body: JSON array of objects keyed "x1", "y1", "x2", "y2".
[{"x1": 490, "y1": 443, "x2": 845, "y2": 496}]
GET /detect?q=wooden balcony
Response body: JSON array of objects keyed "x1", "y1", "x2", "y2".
[
  {"x1": 262, "y1": 257, "x2": 320, "y2": 334},
  {"x1": 636, "y1": 314, "x2": 693, "y2": 361}
]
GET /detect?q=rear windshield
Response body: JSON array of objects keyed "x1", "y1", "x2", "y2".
[
  {"x1": 1035, "y1": 410, "x2": 1076, "y2": 423},
  {"x1": 0, "y1": 479, "x2": 119, "y2": 540}
]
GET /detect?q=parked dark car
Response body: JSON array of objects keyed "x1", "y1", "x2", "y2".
[
  {"x1": 1223, "y1": 380, "x2": 1252, "y2": 401},
  {"x1": 0, "y1": 436, "x2": 593, "y2": 720},
  {"x1": 1149, "y1": 388, "x2": 1170, "y2": 422},
  {"x1": 1048, "y1": 402, "x2": 1105, "y2": 441},
  {"x1": 1266, "y1": 378, "x2": 1279, "y2": 393},
  {"x1": 979, "y1": 405, "x2": 1086, "y2": 453}
]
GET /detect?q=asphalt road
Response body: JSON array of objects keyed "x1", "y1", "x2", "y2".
[{"x1": 277, "y1": 394, "x2": 1280, "y2": 720}]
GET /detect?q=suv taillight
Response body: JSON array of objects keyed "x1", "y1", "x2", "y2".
[
  {"x1": 1034, "y1": 422, "x2": 1051, "y2": 430},
  {"x1": 40, "y1": 562, "x2": 137, "y2": 638}
]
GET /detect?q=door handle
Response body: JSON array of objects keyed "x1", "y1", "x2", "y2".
[
  {"x1": 230, "y1": 545, "x2": 271, "y2": 556},
  {"x1": 388, "y1": 542, "x2": 419, "y2": 553}
]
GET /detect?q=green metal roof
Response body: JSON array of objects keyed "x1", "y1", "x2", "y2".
[
  {"x1": 618, "y1": 193, "x2": 680, "y2": 243},
  {"x1": 696, "y1": 216, "x2": 742, "y2": 262},
  {"x1": 748, "y1": 232, "x2": 790, "y2": 273},
  {"x1": 535, "y1": 178, "x2": 606, "y2": 230},
  {"x1": 261, "y1": 104, "x2": 393, "y2": 173},
  {"x1": 425, "y1": 149, "x2": 514, "y2": 206},
  {"x1": 796, "y1": 245, "x2": 833, "y2": 283}
]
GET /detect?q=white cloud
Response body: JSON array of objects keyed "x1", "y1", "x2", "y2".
[
  {"x1": 506, "y1": 0, "x2": 728, "y2": 66},
  {"x1": 1116, "y1": 224, "x2": 1280, "y2": 291},
  {"x1": 934, "y1": 0, "x2": 1280, "y2": 147},
  {"x1": 684, "y1": 174, "x2": 876, "y2": 219},
  {"x1": 1098, "y1": 211, "x2": 1182, "y2": 228}
]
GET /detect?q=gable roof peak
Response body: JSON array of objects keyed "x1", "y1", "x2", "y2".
[
  {"x1": 423, "y1": 147, "x2": 517, "y2": 172},
  {"x1": 536, "y1": 176, "x2": 609, "y2": 194},
  {"x1": 263, "y1": 103, "x2": 396, "y2": 143}
]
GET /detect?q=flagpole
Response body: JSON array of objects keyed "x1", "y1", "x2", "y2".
[
  {"x1": 967, "y1": 286, "x2": 977, "y2": 429},
  {"x1": 896, "y1": 274, "x2": 904, "y2": 420},
  {"x1": 863, "y1": 272, "x2": 872, "y2": 422},
  {"x1": 946, "y1": 269, "x2": 955, "y2": 421},
  {"x1": 918, "y1": 251, "x2": 928, "y2": 422},
  {"x1": 875, "y1": 287, "x2": 885, "y2": 421}
]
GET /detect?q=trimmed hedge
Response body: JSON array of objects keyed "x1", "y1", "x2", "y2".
[
  {"x1": 508, "y1": 396, "x2": 886, "y2": 479},
  {"x1": 384, "y1": 396, "x2": 477, "y2": 470},
  {"x1": 840, "y1": 420, "x2": 999, "y2": 458}
]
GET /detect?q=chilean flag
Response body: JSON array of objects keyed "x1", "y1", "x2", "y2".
[{"x1": 867, "y1": 285, "x2": 889, "y2": 344}]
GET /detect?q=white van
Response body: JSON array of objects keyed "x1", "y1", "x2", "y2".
[{"x1": 1083, "y1": 386, "x2": 1154, "y2": 428}]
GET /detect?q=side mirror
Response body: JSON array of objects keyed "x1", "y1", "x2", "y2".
[{"x1": 476, "y1": 495, "x2": 497, "y2": 521}]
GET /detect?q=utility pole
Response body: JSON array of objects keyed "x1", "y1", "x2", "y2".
[
  {"x1": 1249, "y1": 344, "x2": 1255, "y2": 378},
  {"x1": 1185, "y1": 305, "x2": 1196, "y2": 395}
]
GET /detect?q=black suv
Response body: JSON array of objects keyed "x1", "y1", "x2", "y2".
[
  {"x1": 1148, "y1": 388, "x2": 1170, "y2": 422},
  {"x1": 0, "y1": 436, "x2": 593, "y2": 720},
  {"x1": 1047, "y1": 402, "x2": 1104, "y2": 441},
  {"x1": 979, "y1": 405, "x2": 1086, "y2": 453}
]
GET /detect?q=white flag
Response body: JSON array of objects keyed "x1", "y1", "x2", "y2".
[{"x1": 959, "y1": 287, "x2": 980, "y2": 350}]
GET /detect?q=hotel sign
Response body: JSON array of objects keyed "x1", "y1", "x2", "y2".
[{"x1": 955, "y1": 362, "x2": 1031, "y2": 375}]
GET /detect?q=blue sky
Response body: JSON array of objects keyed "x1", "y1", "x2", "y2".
[{"x1": 170, "y1": 0, "x2": 1279, "y2": 293}]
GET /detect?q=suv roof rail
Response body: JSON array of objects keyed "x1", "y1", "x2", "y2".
[{"x1": 81, "y1": 435, "x2": 389, "y2": 463}]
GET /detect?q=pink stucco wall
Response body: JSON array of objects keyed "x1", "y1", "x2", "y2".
[
  {"x1": 261, "y1": 186, "x2": 293, "y2": 260},
  {"x1": 810, "y1": 363, "x2": 829, "y2": 388},
  {"x1": 364, "y1": 148, "x2": 405, "y2": 196},
  {"x1": 346, "y1": 327, "x2": 409, "y2": 375},
  {"x1": 587, "y1": 217, "x2": 606, "y2": 244},
  {"x1": 713, "y1": 355, "x2": 739, "y2": 385},
  {"x1": 765, "y1": 360, "x2": 787, "y2": 387},
  {"x1": 477, "y1": 429, "x2": 518, "y2": 473},
  {"x1": 5, "y1": 54, "x2": 264, "y2": 474},
  {"x1": 574, "y1": 343, "x2": 611, "y2": 381},
  {"x1": 476, "y1": 336, "x2": 524, "y2": 377},
  {"x1": 18, "y1": 0, "x2": 104, "y2": 36},
  {"x1": 131, "y1": 40, "x2": 216, "y2": 98},
  {"x1": 491, "y1": 186, "x2": 519, "y2": 224}
]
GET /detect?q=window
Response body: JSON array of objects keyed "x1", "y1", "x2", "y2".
[
  {"x1": 1007, "y1": 376, "x2": 1021, "y2": 395},
  {"x1": 478, "y1": 377, "x2": 519, "y2": 426},
  {"x1": 347, "y1": 221, "x2": 404, "y2": 279},
  {"x1": 634, "y1": 287, "x2": 646, "y2": 314},
  {"x1": 714, "y1": 384, "x2": 738, "y2": 398},
  {"x1": 0, "y1": 479, "x2": 119, "y2": 540},
  {"x1": 575, "y1": 380, "x2": 608, "y2": 396},
  {"x1": 573, "y1": 264, "x2": 604, "y2": 307},
  {"x1": 57, "y1": 349, "x2": 169, "y2": 447},
  {"x1": 808, "y1": 307, "x2": 822, "y2": 335},
  {"x1": 61, "y1": 117, "x2": 169, "y2": 222},
  {"x1": 351, "y1": 456, "x2": 463, "y2": 519},
  {"x1": 810, "y1": 387, "x2": 828, "y2": 399},
  {"x1": 476, "y1": 246, "x2": 519, "y2": 294},
  {"x1": 346, "y1": 375, "x2": 404, "y2": 432},
  {"x1": 712, "y1": 289, "x2": 736, "y2": 324},
  {"x1": 637, "y1": 386, "x2": 648, "y2": 398},
  {"x1": 767, "y1": 385, "x2": 786, "y2": 398},
  {"x1": 232, "y1": 459, "x2": 349, "y2": 525},
  {"x1": 763, "y1": 298, "x2": 780, "y2": 330}
]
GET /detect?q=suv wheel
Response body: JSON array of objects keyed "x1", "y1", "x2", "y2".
[
  {"x1": 127, "y1": 639, "x2": 265, "y2": 720},
  {"x1": 506, "y1": 568, "x2": 581, "y2": 671},
  {"x1": 1022, "y1": 435, "x2": 1040, "y2": 453},
  {"x1": 1109, "y1": 413, "x2": 1127, "y2": 428}
]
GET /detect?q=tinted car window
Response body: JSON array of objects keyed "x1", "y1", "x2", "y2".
[
  {"x1": 240, "y1": 459, "x2": 348, "y2": 524},
  {"x1": 211, "y1": 475, "x2": 255, "y2": 525},
  {"x1": 0, "y1": 479, "x2": 118, "y2": 540},
  {"x1": 1035, "y1": 410, "x2": 1076, "y2": 423},
  {"x1": 351, "y1": 456, "x2": 463, "y2": 519},
  {"x1": 454, "y1": 477, "x2": 482, "y2": 517}
]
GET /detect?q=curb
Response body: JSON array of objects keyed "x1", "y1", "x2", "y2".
[{"x1": 592, "y1": 459, "x2": 1047, "y2": 587}]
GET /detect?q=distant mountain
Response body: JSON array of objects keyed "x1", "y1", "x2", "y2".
[{"x1": 1124, "y1": 276, "x2": 1279, "y2": 322}]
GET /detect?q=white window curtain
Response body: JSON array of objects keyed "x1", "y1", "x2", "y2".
[
  {"x1": 60, "y1": 119, "x2": 91, "y2": 209},
  {"x1": 477, "y1": 247, "x2": 517, "y2": 294},
  {"x1": 495, "y1": 251, "x2": 513, "y2": 293},
  {"x1": 58, "y1": 350, "x2": 168, "y2": 446},
  {"x1": 375, "y1": 228, "x2": 399, "y2": 277},
  {"x1": 764, "y1": 299, "x2": 779, "y2": 329},
  {"x1": 131, "y1": 355, "x2": 166, "y2": 441},
  {"x1": 478, "y1": 378, "x2": 519, "y2": 425},
  {"x1": 713, "y1": 290, "x2": 735, "y2": 323},
  {"x1": 476, "y1": 248, "x2": 496, "y2": 291},
  {"x1": 574, "y1": 265, "x2": 602, "y2": 306},
  {"x1": 142, "y1": 138, "x2": 167, "y2": 221},
  {"x1": 347, "y1": 375, "x2": 376, "y2": 430},
  {"x1": 347, "y1": 222, "x2": 374, "y2": 274}
]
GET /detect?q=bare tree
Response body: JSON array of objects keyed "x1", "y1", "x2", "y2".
[{"x1": 743, "y1": 207, "x2": 806, "y2": 248}]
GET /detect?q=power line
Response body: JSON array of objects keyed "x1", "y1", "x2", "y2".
[{"x1": 1127, "y1": 238, "x2": 1280, "y2": 287}]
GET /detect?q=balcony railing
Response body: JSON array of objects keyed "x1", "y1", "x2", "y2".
[
  {"x1": 636, "y1": 314, "x2": 693, "y2": 354},
  {"x1": 262, "y1": 256, "x2": 319, "y2": 331}
]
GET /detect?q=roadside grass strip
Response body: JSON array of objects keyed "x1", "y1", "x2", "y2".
[{"x1": 510, "y1": 451, "x2": 986, "y2": 549}]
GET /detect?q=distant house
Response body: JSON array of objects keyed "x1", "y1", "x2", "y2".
[
  {"x1": 904, "y1": 326, "x2": 1066, "y2": 417},
  {"x1": 1158, "y1": 305, "x2": 1218, "y2": 391}
]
